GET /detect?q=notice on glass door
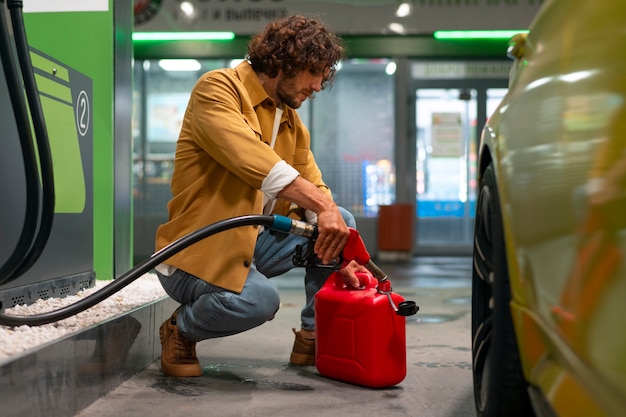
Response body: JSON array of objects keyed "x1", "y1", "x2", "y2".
[{"x1": 431, "y1": 112, "x2": 464, "y2": 157}]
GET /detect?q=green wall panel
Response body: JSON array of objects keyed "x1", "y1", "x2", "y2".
[{"x1": 24, "y1": 4, "x2": 114, "y2": 280}]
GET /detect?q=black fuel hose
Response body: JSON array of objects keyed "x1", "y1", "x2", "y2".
[
  {"x1": 6, "y1": 0, "x2": 56, "y2": 280},
  {"x1": 0, "y1": 0, "x2": 56, "y2": 284},
  {"x1": 0, "y1": 1, "x2": 42, "y2": 283},
  {"x1": 0, "y1": 214, "x2": 316, "y2": 327}
]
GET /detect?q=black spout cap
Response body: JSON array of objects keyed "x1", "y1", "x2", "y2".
[{"x1": 396, "y1": 301, "x2": 419, "y2": 316}]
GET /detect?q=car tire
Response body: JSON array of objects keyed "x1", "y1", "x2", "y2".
[{"x1": 471, "y1": 163, "x2": 535, "y2": 417}]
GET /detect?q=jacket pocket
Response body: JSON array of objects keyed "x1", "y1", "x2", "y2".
[{"x1": 292, "y1": 147, "x2": 309, "y2": 169}]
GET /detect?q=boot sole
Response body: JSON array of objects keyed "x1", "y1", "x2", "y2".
[{"x1": 290, "y1": 351, "x2": 315, "y2": 366}]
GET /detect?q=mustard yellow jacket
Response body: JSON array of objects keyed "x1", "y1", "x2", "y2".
[{"x1": 155, "y1": 61, "x2": 331, "y2": 292}]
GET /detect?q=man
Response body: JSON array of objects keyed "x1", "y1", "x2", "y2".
[{"x1": 154, "y1": 15, "x2": 366, "y2": 378}]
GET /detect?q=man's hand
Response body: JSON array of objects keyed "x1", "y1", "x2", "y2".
[
  {"x1": 314, "y1": 208, "x2": 350, "y2": 265},
  {"x1": 276, "y1": 176, "x2": 351, "y2": 264},
  {"x1": 339, "y1": 260, "x2": 371, "y2": 289}
]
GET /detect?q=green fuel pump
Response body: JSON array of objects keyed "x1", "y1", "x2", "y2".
[{"x1": 0, "y1": 0, "x2": 97, "y2": 311}]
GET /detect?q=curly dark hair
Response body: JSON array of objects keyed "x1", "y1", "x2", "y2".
[{"x1": 247, "y1": 15, "x2": 345, "y2": 90}]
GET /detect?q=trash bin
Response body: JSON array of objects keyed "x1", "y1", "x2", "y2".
[{"x1": 377, "y1": 204, "x2": 414, "y2": 262}]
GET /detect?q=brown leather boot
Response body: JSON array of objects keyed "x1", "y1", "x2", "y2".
[
  {"x1": 289, "y1": 328, "x2": 316, "y2": 366},
  {"x1": 159, "y1": 311, "x2": 202, "y2": 377}
]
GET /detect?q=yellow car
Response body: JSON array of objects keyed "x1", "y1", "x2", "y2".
[{"x1": 471, "y1": 1, "x2": 626, "y2": 416}]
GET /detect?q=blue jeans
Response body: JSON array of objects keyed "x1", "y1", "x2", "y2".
[{"x1": 156, "y1": 207, "x2": 356, "y2": 342}]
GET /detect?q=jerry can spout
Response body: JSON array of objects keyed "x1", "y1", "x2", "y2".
[{"x1": 376, "y1": 280, "x2": 419, "y2": 317}]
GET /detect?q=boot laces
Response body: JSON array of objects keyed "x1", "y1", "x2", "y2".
[{"x1": 173, "y1": 329, "x2": 196, "y2": 360}]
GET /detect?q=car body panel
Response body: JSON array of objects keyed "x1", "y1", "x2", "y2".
[{"x1": 478, "y1": 0, "x2": 626, "y2": 415}]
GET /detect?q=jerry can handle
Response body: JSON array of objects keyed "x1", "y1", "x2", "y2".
[{"x1": 333, "y1": 271, "x2": 377, "y2": 290}]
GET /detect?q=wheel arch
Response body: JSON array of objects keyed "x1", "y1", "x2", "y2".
[{"x1": 476, "y1": 129, "x2": 553, "y2": 417}]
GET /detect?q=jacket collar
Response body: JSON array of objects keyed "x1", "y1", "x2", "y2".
[{"x1": 235, "y1": 61, "x2": 294, "y2": 128}]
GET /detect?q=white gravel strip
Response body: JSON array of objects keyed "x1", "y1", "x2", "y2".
[{"x1": 0, "y1": 273, "x2": 167, "y2": 361}]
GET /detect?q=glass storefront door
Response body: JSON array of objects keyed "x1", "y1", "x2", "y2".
[
  {"x1": 415, "y1": 87, "x2": 477, "y2": 250},
  {"x1": 411, "y1": 82, "x2": 508, "y2": 254}
]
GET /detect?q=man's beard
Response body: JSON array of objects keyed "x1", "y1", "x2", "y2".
[{"x1": 276, "y1": 77, "x2": 313, "y2": 109}]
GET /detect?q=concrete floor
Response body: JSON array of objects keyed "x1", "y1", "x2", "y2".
[{"x1": 75, "y1": 257, "x2": 475, "y2": 417}]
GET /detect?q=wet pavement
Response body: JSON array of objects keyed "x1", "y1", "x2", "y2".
[{"x1": 74, "y1": 257, "x2": 475, "y2": 417}]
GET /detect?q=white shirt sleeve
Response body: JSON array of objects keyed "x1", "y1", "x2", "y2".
[
  {"x1": 261, "y1": 160, "x2": 300, "y2": 201},
  {"x1": 304, "y1": 209, "x2": 318, "y2": 224}
]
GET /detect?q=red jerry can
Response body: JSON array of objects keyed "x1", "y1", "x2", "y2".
[{"x1": 314, "y1": 271, "x2": 417, "y2": 388}]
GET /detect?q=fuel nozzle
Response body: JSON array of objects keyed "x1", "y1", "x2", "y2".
[
  {"x1": 310, "y1": 226, "x2": 389, "y2": 278},
  {"x1": 279, "y1": 217, "x2": 416, "y2": 316},
  {"x1": 363, "y1": 259, "x2": 388, "y2": 283},
  {"x1": 341, "y1": 228, "x2": 388, "y2": 282},
  {"x1": 342, "y1": 228, "x2": 418, "y2": 317}
]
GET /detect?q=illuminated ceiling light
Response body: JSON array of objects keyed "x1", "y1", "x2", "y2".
[
  {"x1": 385, "y1": 61, "x2": 397, "y2": 75},
  {"x1": 132, "y1": 32, "x2": 235, "y2": 41},
  {"x1": 388, "y1": 22, "x2": 406, "y2": 35},
  {"x1": 180, "y1": 1, "x2": 195, "y2": 17},
  {"x1": 434, "y1": 30, "x2": 529, "y2": 40},
  {"x1": 158, "y1": 59, "x2": 201, "y2": 72},
  {"x1": 396, "y1": 3, "x2": 412, "y2": 18}
]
